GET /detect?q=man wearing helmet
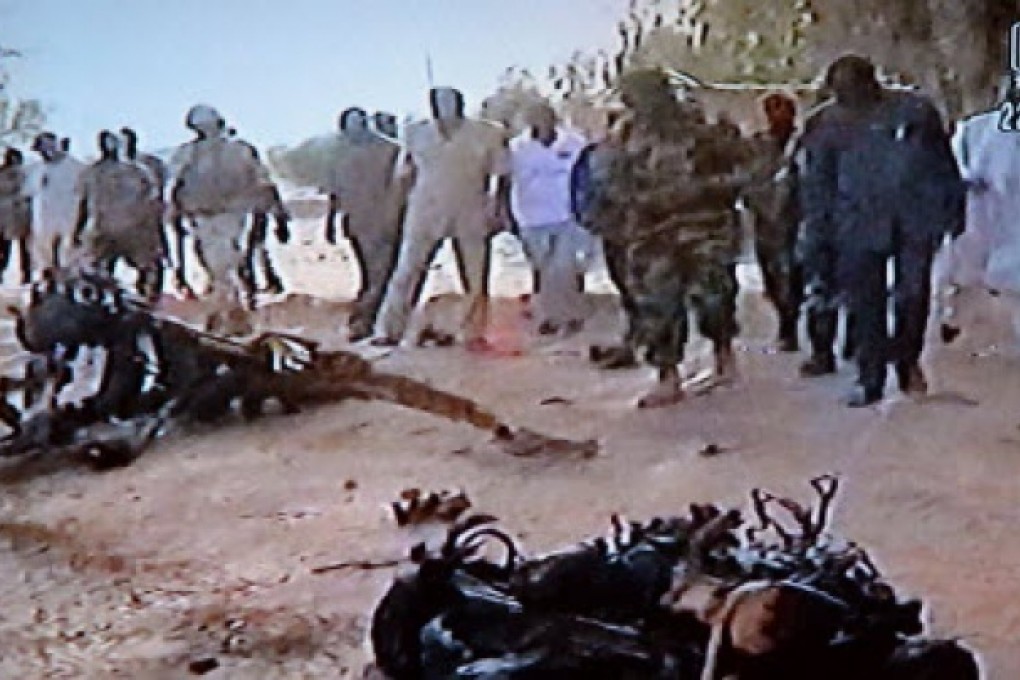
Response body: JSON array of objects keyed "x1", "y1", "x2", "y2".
[
  {"x1": 168, "y1": 104, "x2": 285, "y2": 333},
  {"x1": 588, "y1": 68, "x2": 752, "y2": 408},
  {"x1": 322, "y1": 107, "x2": 404, "y2": 341}
]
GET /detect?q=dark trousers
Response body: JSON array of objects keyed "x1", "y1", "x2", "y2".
[
  {"x1": 602, "y1": 238, "x2": 638, "y2": 343},
  {"x1": 835, "y1": 240, "x2": 933, "y2": 395},
  {"x1": 0, "y1": 237, "x2": 30, "y2": 284},
  {"x1": 348, "y1": 233, "x2": 401, "y2": 335},
  {"x1": 755, "y1": 232, "x2": 803, "y2": 345},
  {"x1": 239, "y1": 217, "x2": 285, "y2": 298}
]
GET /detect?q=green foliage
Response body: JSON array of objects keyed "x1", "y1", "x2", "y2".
[
  {"x1": 500, "y1": 0, "x2": 1010, "y2": 117},
  {"x1": 624, "y1": 0, "x2": 818, "y2": 83},
  {"x1": 266, "y1": 135, "x2": 338, "y2": 188}
]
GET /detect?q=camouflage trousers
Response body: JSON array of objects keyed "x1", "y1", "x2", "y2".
[{"x1": 622, "y1": 217, "x2": 739, "y2": 369}]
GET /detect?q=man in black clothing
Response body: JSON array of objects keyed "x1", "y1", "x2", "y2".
[{"x1": 798, "y1": 55, "x2": 965, "y2": 407}]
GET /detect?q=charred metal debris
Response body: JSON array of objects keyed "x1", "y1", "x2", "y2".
[
  {"x1": 369, "y1": 476, "x2": 980, "y2": 679},
  {"x1": 0, "y1": 270, "x2": 593, "y2": 468}
]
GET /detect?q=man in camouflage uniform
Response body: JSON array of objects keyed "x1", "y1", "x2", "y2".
[{"x1": 589, "y1": 69, "x2": 751, "y2": 408}]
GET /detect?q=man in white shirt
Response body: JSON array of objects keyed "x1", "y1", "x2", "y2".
[
  {"x1": 509, "y1": 103, "x2": 591, "y2": 334},
  {"x1": 27, "y1": 132, "x2": 85, "y2": 277},
  {"x1": 374, "y1": 87, "x2": 511, "y2": 349}
]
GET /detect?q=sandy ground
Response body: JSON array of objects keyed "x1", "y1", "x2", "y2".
[{"x1": 0, "y1": 217, "x2": 1018, "y2": 678}]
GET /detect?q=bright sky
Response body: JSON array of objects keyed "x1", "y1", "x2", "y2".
[{"x1": 4, "y1": 0, "x2": 627, "y2": 153}]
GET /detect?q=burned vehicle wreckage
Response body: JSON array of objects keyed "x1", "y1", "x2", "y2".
[
  {"x1": 370, "y1": 477, "x2": 980, "y2": 679},
  {"x1": 0, "y1": 270, "x2": 585, "y2": 467}
]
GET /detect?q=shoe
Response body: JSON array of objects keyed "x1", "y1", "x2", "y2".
[
  {"x1": 940, "y1": 323, "x2": 961, "y2": 344},
  {"x1": 348, "y1": 328, "x2": 372, "y2": 343},
  {"x1": 370, "y1": 336, "x2": 400, "y2": 348},
  {"x1": 537, "y1": 320, "x2": 559, "y2": 336},
  {"x1": 843, "y1": 386, "x2": 883, "y2": 408},
  {"x1": 417, "y1": 327, "x2": 456, "y2": 347},
  {"x1": 594, "y1": 346, "x2": 638, "y2": 370},
  {"x1": 799, "y1": 353, "x2": 836, "y2": 377},
  {"x1": 897, "y1": 363, "x2": 929, "y2": 396},
  {"x1": 637, "y1": 384, "x2": 686, "y2": 409},
  {"x1": 777, "y1": 334, "x2": 799, "y2": 353},
  {"x1": 563, "y1": 319, "x2": 584, "y2": 336}
]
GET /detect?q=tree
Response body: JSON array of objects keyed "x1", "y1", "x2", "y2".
[
  {"x1": 0, "y1": 46, "x2": 46, "y2": 145},
  {"x1": 801, "y1": 0, "x2": 1018, "y2": 114},
  {"x1": 265, "y1": 135, "x2": 337, "y2": 188},
  {"x1": 518, "y1": 0, "x2": 1019, "y2": 118}
]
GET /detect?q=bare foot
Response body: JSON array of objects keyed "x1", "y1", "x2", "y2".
[
  {"x1": 465, "y1": 337, "x2": 495, "y2": 353},
  {"x1": 637, "y1": 383, "x2": 686, "y2": 409}
]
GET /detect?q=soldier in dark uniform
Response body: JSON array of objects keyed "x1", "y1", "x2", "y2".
[
  {"x1": 799, "y1": 55, "x2": 965, "y2": 406},
  {"x1": 589, "y1": 69, "x2": 751, "y2": 407}
]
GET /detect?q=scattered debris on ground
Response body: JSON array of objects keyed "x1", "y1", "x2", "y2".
[
  {"x1": 0, "y1": 271, "x2": 597, "y2": 468},
  {"x1": 391, "y1": 488, "x2": 472, "y2": 527},
  {"x1": 367, "y1": 477, "x2": 980, "y2": 678}
]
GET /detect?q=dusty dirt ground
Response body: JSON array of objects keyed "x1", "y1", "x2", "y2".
[{"x1": 0, "y1": 218, "x2": 1018, "y2": 678}]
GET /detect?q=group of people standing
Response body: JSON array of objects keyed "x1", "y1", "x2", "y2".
[
  {"x1": 324, "y1": 86, "x2": 594, "y2": 351},
  {"x1": 0, "y1": 52, "x2": 970, "y2": 411},
  {"x1": 573, "y1": 56, "x2": 965, "y2": 408},
  {"x1": 0, "y1": 107, "x2": 294, "y2": 334},
  {"x1": 329, "y1": 55, "x2": 965, "y2": 411}
]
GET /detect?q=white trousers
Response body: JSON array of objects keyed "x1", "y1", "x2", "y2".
[
  {"x1": 191, "y1": 213, "x2": 247, "y2": 308},
  {"x1": 377, "y1": 193, "x2": 493, "y2": 342},
  {"x1": 518, "y1": 221, "x2": 590, "y2": 326}
]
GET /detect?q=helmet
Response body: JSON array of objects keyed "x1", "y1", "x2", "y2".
[
  {"x1": 185, "y1": 104, "x2": 225, "y2": 133},
  {"x1": 617, "y1": 68, "x2": 673, "y2": 102}
]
